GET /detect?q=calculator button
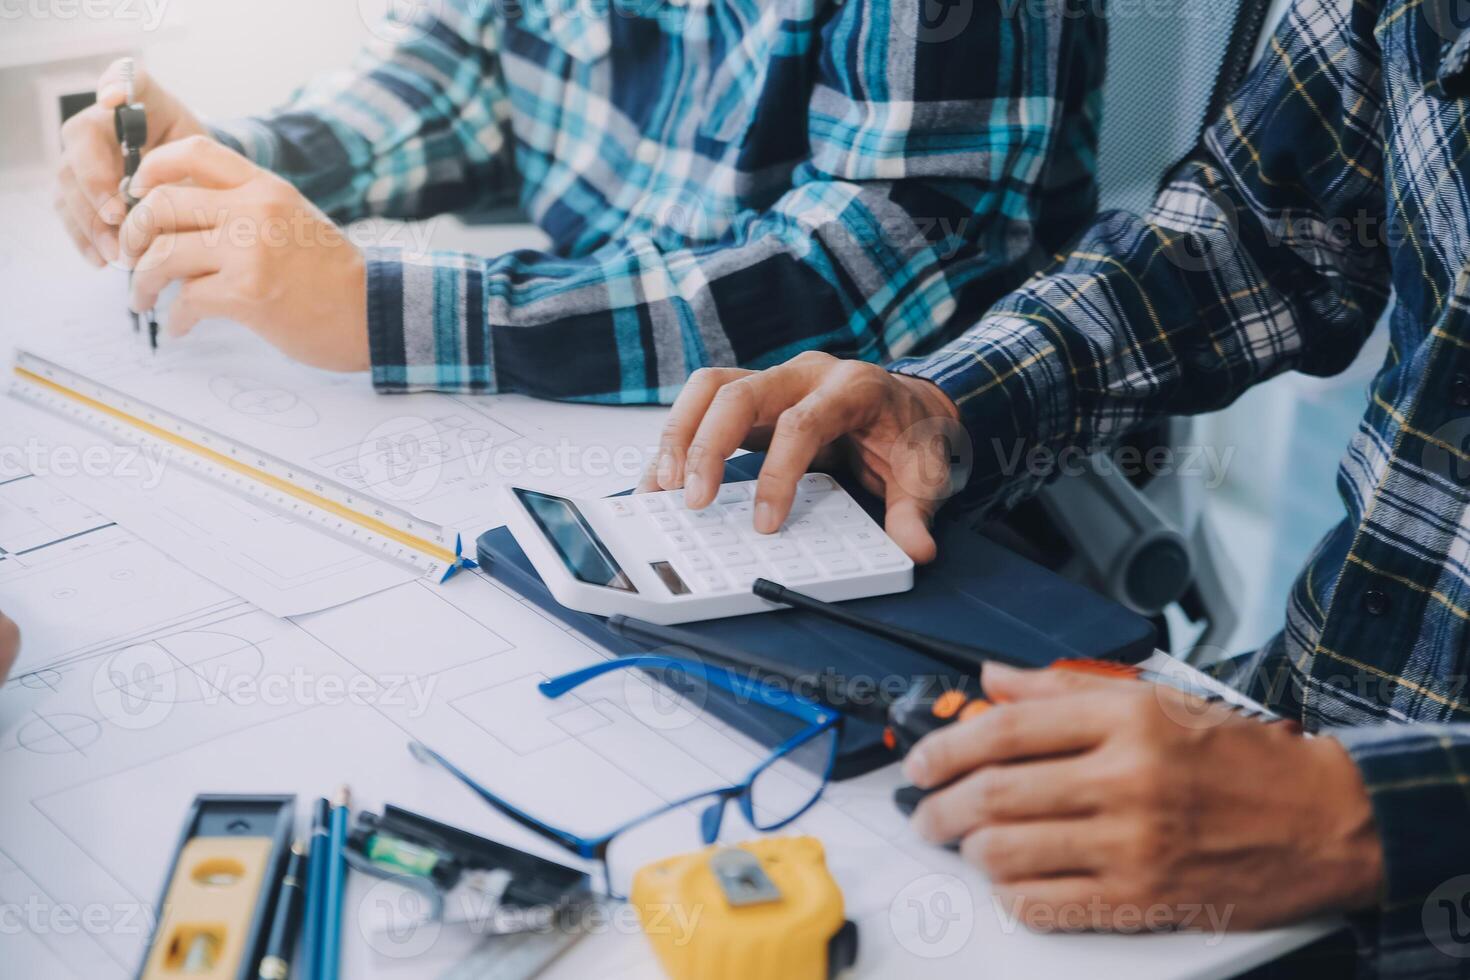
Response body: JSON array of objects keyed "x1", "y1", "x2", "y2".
[
  {"x1": 790, "y1": 494, "x2": 830, "y2": 514},
  {"x1": 666, "y1": 532, "x2": 698, "y2": 551},
  {"x1": 713, "y1": 545, "x2": 757, "y2": 567},
  {"x1": 638, "y1": 495, "x2": 667, "y2": 513},
  {"x1": 681, "y1": 551, "x2": 713, "y2": 572},
  {"x1": 726, "y1": 501, "x2": 754, "y2": 519},
  {"x1": 756, "y1": 539, "x2": 801, "y2": 560},
  {"x1": 845, "y1": 529, "x2": 886, "y2": 549},
  {"x1": 772, "y1": 558, "x2": 818, "y2": 581},
  {"x1": 682, "y1": 509, "x2": 725, "y2": 528},
  {"x1": 824, "y1": 510, "x2": 865, "y2": 528},
  {"x1": 819, "y1": 554, "x2": 863, "y2": 576},
  {"x1": 693, "y1": 570, "x2": 729, "y2": 593},
  {"x1": 608, "y1": 499, "x2": 634, "y2": 517},
  {"x1": 696, "y1": 527, "x2": 740, "y2": 547},
  {"x1": 786, "y1": 517, "x2": 825, "y2": 536},
  {"x1": 865, "y1": 547, "x2": 906, "y2": 568},
  {"x1": 803, "y1": 535, "x2": 843, "y2": 556},
  {"x1": 727, "y1": 568, "x2": 761, "y2": 591},
  {"x1": 652, "y1": 514, "x2": 681, "y2": 532},
  {"x1": 715, "y1": 484, "x2": 750, "y2": 504},
  {"x1": 798, "y1": 474, "x2": 837, "y2": 493}
]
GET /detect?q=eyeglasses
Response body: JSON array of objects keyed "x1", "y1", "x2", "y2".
[{"x1": 408, "y1": 654, "x2": 841, "y2": 899}]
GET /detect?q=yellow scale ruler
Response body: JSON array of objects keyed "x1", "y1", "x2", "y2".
[{"x1": 10, "y1": 350, "x2": 471, "y2": 582}]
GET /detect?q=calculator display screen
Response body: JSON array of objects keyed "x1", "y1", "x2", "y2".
[{"x1": 514, "y1": 488, "x2": 637, "y2": 593}]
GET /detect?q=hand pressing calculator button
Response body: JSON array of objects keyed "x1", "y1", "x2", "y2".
[{"x1": 501, "y1": 476, "x2": 914, "y2": 624}]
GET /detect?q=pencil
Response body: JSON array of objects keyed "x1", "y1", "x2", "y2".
[
  {"x1": 301, "y1": 798, "x2": 330, "y2": 979},
  {"x1": 320, "y1": 785, "x2": 351, "y2": 980}
]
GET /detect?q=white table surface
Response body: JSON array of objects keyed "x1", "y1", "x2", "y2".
[{"x1": 0, "y1": 171, "x2": 1338, "y2": 979}]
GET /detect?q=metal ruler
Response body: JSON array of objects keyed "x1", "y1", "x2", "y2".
[
  {"x1": 10, "y1": 351, "x2": 470, "y2": 581},
  {"x1": 437, "y1": 914, "x2": 596, "y2": 980}
]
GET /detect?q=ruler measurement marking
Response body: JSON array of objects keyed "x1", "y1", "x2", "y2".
[{"x1": 12, "y1": 360, "x2": 460, "y2": 572}]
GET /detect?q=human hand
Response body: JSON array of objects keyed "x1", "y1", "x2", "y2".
[
  {"x1": 0, "y1": 610, "x2": 19, "y2": 685},
  {"x1": 905, "y1": 663, "x2": 1383, "y2": 931},
  {"x1": 118, "y1": 137, "x2": 370, "y2": 371},
  {"x1": 55, "y1": 59, "x2": 209, "y2": 267},
  {"x1": 637, "y1": 352, "x2": 967, "y2": 562}
]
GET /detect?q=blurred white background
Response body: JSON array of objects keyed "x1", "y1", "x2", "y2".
[{"x1": 0, "y1": 0, "x2": 1383, "y2": 658}]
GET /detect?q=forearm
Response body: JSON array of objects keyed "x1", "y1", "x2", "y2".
[
  {"x1": 363, "y1": 178, "x2": 1031, "y2": 402},
  {"x1": 891, "y1": 0, "x2": 1391, "y2": 512},
  {"x1": 213, "y1": 0, "x2": 514, "y2": 224}
]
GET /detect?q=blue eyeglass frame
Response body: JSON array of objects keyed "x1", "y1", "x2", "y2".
[{"x1": 408, "y1": 654, "x2": 842, "y2": 898}]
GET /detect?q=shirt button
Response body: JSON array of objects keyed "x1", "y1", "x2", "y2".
[
  {"x1": 1361, "y1": 588, "x2": 1390, "y2": 617},
  {"x1": 1453, "y1": 373, "x2": 1470, "y2": 408},
  {"x1": 636, "y1": 140, "x2": 659, "y2": 165}
]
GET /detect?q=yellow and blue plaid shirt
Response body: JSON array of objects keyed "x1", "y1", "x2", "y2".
[
  {"x1": 214, "y1": 0, "x2": 1103, "y2": 403},
  {"x1": 897, "y1": 0, "x2": 1470, "y2": 971}
]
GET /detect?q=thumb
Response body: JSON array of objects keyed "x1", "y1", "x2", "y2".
[
  {"x1": 981, "y1": 660, "x2": 1121, "y2": 702},
  {"x1": 96, "y1": 58, "x2": 150, "y2": 108},
  {"x1": 883, "y1": 488, "x2": 939, "y2": 564}
]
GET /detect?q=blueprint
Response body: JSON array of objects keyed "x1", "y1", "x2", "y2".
[
  {"x1": 0, "y1": 477, "x2": 971, "y2": 980},
  {"x1": 10, "y1": 316, "x2": 667, "y2": 614}
]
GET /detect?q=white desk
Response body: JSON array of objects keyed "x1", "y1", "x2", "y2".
[{"x1": 0, "y1": 173, "x2": 1336, "y2": 979}]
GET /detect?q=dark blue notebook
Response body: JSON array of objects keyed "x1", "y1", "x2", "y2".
[{"x1": 477, "y1": 455, "x2": 1155, "y2": 779}]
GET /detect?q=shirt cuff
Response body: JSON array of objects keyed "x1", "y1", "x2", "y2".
[
  {"x1": 888, "y1": 312, "x2": 1075, "y2": 511},
  {"x1": 1327, "y1": 723, "x2": 1470, "y2": 977},
  {"x1": 363, "y1": 246, "x2": 498, "y2": 394},
  {"x1": 209, "y1": 118, "x2": 283, "y2": 171}
]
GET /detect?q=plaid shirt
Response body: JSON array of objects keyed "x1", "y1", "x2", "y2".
[
  {"x1": 212, "y1": 0, "x2": 1103, "y2": 403},
  {"x1": 896, "y1": 0, "x2": 1470, "y2": 973}
]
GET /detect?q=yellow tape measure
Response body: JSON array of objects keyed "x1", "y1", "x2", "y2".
[
  {"x1": 631, "y1": 838, "x2": 858, "y2": 980},
  {"x1": 11, "y1": 351, "x2": 468, "y2": 580}
]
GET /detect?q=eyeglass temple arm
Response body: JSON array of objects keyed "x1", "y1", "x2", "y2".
[{"x1": 540, "y1": 652, "x2": 833, "y2": 725}]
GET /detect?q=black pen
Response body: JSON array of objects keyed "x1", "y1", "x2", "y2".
[{"x1": 258, "y1": 839, "x2": 308, "y2": 980}]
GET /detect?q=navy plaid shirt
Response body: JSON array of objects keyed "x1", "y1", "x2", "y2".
[
  {"x1": 212, "y1": 0, "x2": 1103, "y2": 403},
  {"x1": 896, "y1": 0, "x2": 1470, "y2": 972}
]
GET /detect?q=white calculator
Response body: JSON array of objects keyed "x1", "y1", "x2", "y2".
[{"x1": 501, "y1": 474, "x2": 915, "y2": 624}]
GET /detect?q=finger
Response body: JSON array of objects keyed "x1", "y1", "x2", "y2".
[
  {"x1": 130, "y1": 232, "x2": 224, "y2": 312},
  {"x1": 904, "y1": 697, "x2": 1115, "y2": 788},
  {"x1": 96, "y1": 57, "x2": 151, "y2": 108},
  {"x1": 118, "y1": 186, "x2": 225, "y2": 266},
  {"x1": 166, "y1": 275, "x2": 230, "y2": 339},
  {"x1": 981, "y1": 661, "x2": 1140, "y2": 704},
  {"x1": 652, "y1": 368, "x2": 753, "y2": 492},
  {"x1": 883, "y1": 487, "x2": 939, "y2": 564},
  {"x1": 992, "y1": 879, "x2": 1107, "y2": 931},
  {"x1": 959, "y1": 821, "x2": 1108, "y2": 883},
  {"x1": 0, "y1": 612, "x2": 17, "y2": 685},
  {"x1": 912, "y1": 755, "x2": 1104, "y2": 843},
  {"x1": 54, "y1": 174, "x2": 105, "y2": 267},
  {"x1": 682, "y1": 368, "x2": 808, "y2": 510},
  {"x1": 59, "y1": 105, "x2": 128, "y2": 222},
  {"x1": 749, "y1": 379, "x2": 878, "y2": 531},
  {"x1": 58, "y1": 167, "x2": 121, "y2": 263},
  {"x1": 133, "y1": 135, "x2": 252, "y2": 194}
]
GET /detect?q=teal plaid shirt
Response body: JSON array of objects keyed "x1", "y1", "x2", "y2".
[
  {"x1": 213, "y1": 0, "x2": 1103, "y2": 403},
  {"x1": 895, "y1": 0, "x2": 1470, "y2": 972}
]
